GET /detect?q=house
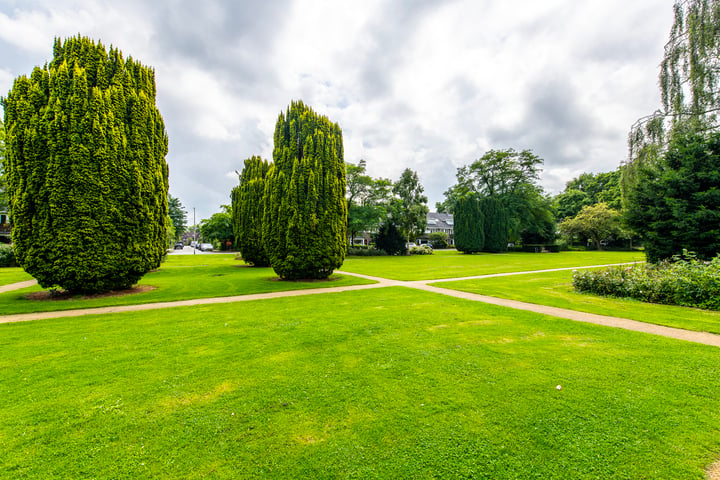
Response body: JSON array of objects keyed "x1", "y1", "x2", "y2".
[{"x1": 423, "y1": 212, "x2": 454, "y2": 245}]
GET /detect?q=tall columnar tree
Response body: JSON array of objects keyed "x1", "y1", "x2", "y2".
[
  {"x1": 1, "y1": 36, "x2": 168, "y2": 293},
  {"x1": 0, "y1": 118, "x2": 7, "y2": 213},
  {"x1": 232, "y1": 156, "x2": 270, "y2": 266},
  {"x1": 480, "y1": 196, "x2": 508, "y2": 253},
  {"x1": 263, "y1": 101, "x2": 347, "y2": 279},
  {"x1": 454, "y1": 193, "x2": 484, "y2": 253}
]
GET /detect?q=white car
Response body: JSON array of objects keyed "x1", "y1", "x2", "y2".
[{"x1": 199, "y1": 243, "x2": 213, "y2": 251}]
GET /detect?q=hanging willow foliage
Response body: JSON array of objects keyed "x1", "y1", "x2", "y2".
[
  {"x1": 2, "y1": 36, "x2": 169, "y2": 293},
  {"x1": 626, "y1": 0, "x2": 720, "y2": 179}
]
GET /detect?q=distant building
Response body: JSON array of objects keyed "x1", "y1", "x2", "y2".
[{"x1": 423, "y1": 212, "x2": 454, "y2": 245}]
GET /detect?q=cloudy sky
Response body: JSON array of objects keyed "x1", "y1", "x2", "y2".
[{"x1": 1, "y1": 0, "x2": 673, "y2": 222}]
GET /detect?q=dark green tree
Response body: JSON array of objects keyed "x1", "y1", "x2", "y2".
[
  {"x1": 391, "y1": 168, "x2": 429, "y2": 246},
  {"x1": 454, "y1": 194, "x2": 484, "y2": 253},
  {"x1": 444, "y1": 148, "x2": 554, "y2": 242},
  {"x1": 374, "y1": 221, "x2": 406, "y2": 255},
  {"x1": 168, "y1": 194, "x2": 187, "y2": 242},
  {"x1": 263, "y1": 101, "x2": 347, "y2": 279},
  {"x1": 232, "y1": 156, "x2": 270, "y2": 266},
  {"x1": 480, "y1": 196, "x2": 508, "y2": 253},
  {"x1": 625, "y1": 128, "x2": 720, "y2": 262},
  {"x1": 2, "y1": 36, "x2": 168, "y2": 293}
]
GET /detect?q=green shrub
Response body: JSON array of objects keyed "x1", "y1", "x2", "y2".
[
  {"x1": 428, "y1": 232, "x2": 449, "y2": 249},
  {"x1": 0, "y1": 244, "x2": 16, "y2": 267},
  {"x1": 573, "y1": 252, "x2": 720, "y2": 310},
  {"x1": 409, "y1": 245, "x2": 433, "y2": 255},
  {"x1": 374, "y1": 221, "x2": 405, "y2": 255},
  {"x1": 347, "y1": 246, "x2": 386, "y2": 256}
]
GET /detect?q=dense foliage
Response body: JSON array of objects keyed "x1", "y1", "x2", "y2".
[
  {"x1": 200, "y1": 210, "x2": 234, "y2": 250},
  {"x1": 373, "y1": 221, "x2": 405, "y2": 255},
  {"x1": 454, "y1": 194, "x2": 484, "y2": 253},
  {"x1": 0, "y1": 244, "x2": 15, "y2": 267},
  {"x1": 232, "y1": 156, "x2": 270, "y2": 266},
  {"x1": 554, "y1": 170, "x2": 622, "y2": 220},
  {"x1": 573, "y1": 253, "x2": 720, "y2": 310},
  {"x1": 345, "y1": 159, "x2": 392, "y2": 245},
  {"x1": 625, "y1": 129, "x2": 720, "y2": 262},
  {"x1": 441, "y1": 148, "x2": 554, "y2": 245},
  {"x1": 558, "y1": 203, "x2": 624, "y2": 250},
  {"x1": 168, "y1": 195, "x2": 187, "y2": 242},
  {"x1": 2, "y1": 36, "x2": 168, "y2": 293},
  {"x1": 0, "y1": 119, "x2": 7, "y2": 214},
  {"x1": 391, "y1": 168, "x2": 429, "y2": 244},
  {"x1": 480, "y1": 196, "x2": 508, "y2": 253},
  {"x1": 263, "y1": 101, "x2": 347, "y2": 279}
]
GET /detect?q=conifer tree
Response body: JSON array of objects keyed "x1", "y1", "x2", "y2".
[
  {"x1": 481, "y1": 196, "x2": 508, "y2": 252},
  {"x1": 454, "y1": 194, "x2": 484, "y2": 253},
  {"x1": 232, "y1": 156, "x2": 271, "y2": 266},
  {"x1": 2, "y1": 36, "x2": 168, "y2": 293},
  {"x1": 263, "y1": 101, "x2": 347, "y2": 279}
]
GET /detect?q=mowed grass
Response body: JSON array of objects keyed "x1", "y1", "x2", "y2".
[
  {"x1": 0, "y1": 267, "x2": 34, "y2": 286},
  {"x1": 434, "y1": 269, "x2": 720, "y2": 335},
  {"x1": 0, "y1": 254, "x2": 374, "y2": 315},
  {"x1": 340, "y1": 250, "x2": 645, "y2": 280},
  {"x1": 1, "y1": 288, "x2": 719, "y2": 479}
]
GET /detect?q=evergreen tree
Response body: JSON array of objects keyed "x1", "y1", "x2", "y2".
[
  {"x1": 0, "y1": 118, "x2": 7, "y2": 214},
  {"x1": 232, "y1": 156, "x2": 270, "y2": 266},
  {"x1": 481, "y1": 196, "x2": 508, "y2": 252},
  {"x1": 1, "y1": 36, "x2": 168, "y2": 293},
  {"x1": 263, "y1": 101, "x2": 347, "y2": 279},
  {"x1": 374, "y1": 221, "x2": 406, "y2": 255},
  {"x1": 168, "y1": 194, "x2": 187, "y2": 242},
  {"x1": 626, "y1": 128, "x2": 720, "y2": 262},
  {"x1": 391, "y1": 168, "x2": 429, "y2": 245},
  {"x1": 454, "y1": 194, "x2": 484, "y2": 253}
]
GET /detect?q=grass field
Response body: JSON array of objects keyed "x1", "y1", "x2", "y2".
[
  {"x1": 1, "y1": 288, "x2": 719, "y2": 479},
  {"x1": 0, "y1": 254, "x2": 374, "y2": 315},
  {"x1": 340, "y1": 250, "x2": 645, "y2": 280},
  {"x1": 0, "y1": 267, "x2": 34, "y2": 286},
  {"x1": 434, "y1": 268, "x2": 720, "y2": 335}
]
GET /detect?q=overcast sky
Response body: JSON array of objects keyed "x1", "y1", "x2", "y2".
[{"x1": 1, "y1": 0, "x2": 673, "y2": 222}]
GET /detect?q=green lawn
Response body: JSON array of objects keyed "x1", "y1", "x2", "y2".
[
  {"x1": 433, "y1": 268, "x2": 720, "y2": 335},
  {"x1": 341, "y1": 250, "x2": 645, "y2": 280},
  {"x1": 1, "y1": 287, "x2": 719, "y2": 479},
  {"x1": 0, "y1": 267, "x2": 34, "y2": 286},
  {"x1": 0, "y1": 254, "x2": 374, "y2": 315}
]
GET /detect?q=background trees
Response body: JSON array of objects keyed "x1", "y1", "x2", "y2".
[
  {"x1": 263, "y1": 101, "x2": 347, "y2": 279},
  {"x1": 2, "y1": 36, "x2": 168, "y2": 293},
  {"x1": 345, "y1": 159, "x2": 392, "y2": 245},
  {"x1": 200, "y1": 207, "x2": 234, "y2": 250},
  {"x1": 558, "y1": 203, "x2": 624, "y2": 251},
  {"x1": 391, "y1": 168, "x2": 429, "y2": 245},
  {"x1": 168, "y1": 195, "x2": 188, "y2": 242},
  {"x1": 625, "y1": 129, "x2": 720, "y2": 262},
  {"x1": 441, "y1": 148, "x2": 554, "y2": 249},
  {"x1": 231, "y1": 156, "x2": 270, "y2": 266}
]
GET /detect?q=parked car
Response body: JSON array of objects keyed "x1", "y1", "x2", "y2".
[
  {"x1": 199, "y1": 243, "x2": 214, "y2": 251},
  {"x1": 173, "y1": 242, "x2": 184, "y2": 250}
]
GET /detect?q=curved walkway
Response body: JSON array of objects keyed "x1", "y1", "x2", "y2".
[{"x1": 2, "y1": 266, "x2": 720, "y2": 348}]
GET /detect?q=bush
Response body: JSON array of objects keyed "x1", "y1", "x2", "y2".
[
  {"x1": 573, "y1": 252, "x2": 720, "y2": 310},
  {"x1": 428, "y1": 232, "x2": 449, "y2": 249},
  {"x1": 374, "y1": 221, "x2": 406, "y2": 255},
  {"x1": 347, "y1": 246, "x2": 387, "y2": 256},
  {"x1": 409, "y1": 244, "x2": 433, "y2": 255},
  {"x1": 0, "y1": 245, "x2": 16, "y2": 267}
]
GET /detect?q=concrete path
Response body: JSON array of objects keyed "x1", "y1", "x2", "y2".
[{"x1": 2, "y1": 265, "x2": 720, "y2": 349}]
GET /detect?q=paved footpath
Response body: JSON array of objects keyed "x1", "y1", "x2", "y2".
[{"x1": 1, "y1": 265, "x2": 720, "y2": 349}]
